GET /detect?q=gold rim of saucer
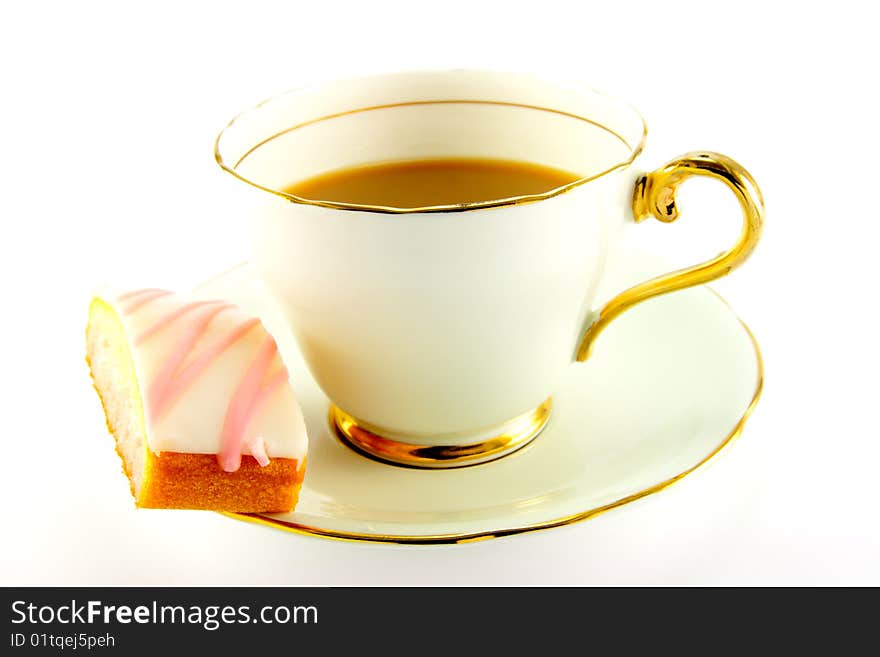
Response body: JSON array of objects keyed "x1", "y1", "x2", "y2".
[
  {"x1": 329, "y1": 399, "x2": 553, "y2": 469},
  {"x1": 220, "y1": 293, "x2": 762, "y2": 545},
  {"x1": 215, "y1": 98, "x2": 648, "y2": 215}
]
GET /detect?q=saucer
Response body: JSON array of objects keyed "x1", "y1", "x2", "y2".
[{"x1": 197, "y1": 252, "x2": 762, "y2": 544}]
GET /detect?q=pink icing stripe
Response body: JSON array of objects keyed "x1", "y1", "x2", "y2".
[
  {"x1": 260, "y1": 369, "x2": 289, "y2": 398},
  {"x1": 247, "y1": 436, "x2": 270, "y2": 467},
  {"x1": 147, "y1": 303, "x2": 232, "y2": 423},
  {"x1": 154, "y1": 317, "x2": 260, "y2": 421},
  {"x1": 122, "y1": 289, "x2": 173, "y2": 314},
  {"x1": 135, "y1": 299, "x2": 224, "y2": 345},
  {"x1": 236, "y1": 368, "x2": 288, "y2": 469},
  {"x1": 217, "y1": 337, "x2": 285, "y2": 472},
  {"x1": 117, "y1": 288, "x2": 166, "y2": 302}
]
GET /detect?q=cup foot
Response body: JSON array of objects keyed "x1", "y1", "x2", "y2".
[{"x1": 329, "y1": 399, "x2": 553, "y2": 469}]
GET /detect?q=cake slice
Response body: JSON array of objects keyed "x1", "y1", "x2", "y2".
[{"x1": 86, "y1": 288, "x2": 307, "y2": 512}]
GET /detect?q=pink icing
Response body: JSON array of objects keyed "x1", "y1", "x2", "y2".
[
  {"x1": 144, "y1": 302, "x2": 233, "y2": 422},
  {"x1": 120, "y1": 289, "x2": 288, "y2": 472},
  {"x1": 217, "y1": 337, "x2": 288, "y2": 473},
  {"x1": 247, "y1": 436, "x2": 270, "y2": 467},
  {"x1": 117, "y1": 288, "x2": 165, "y2": 301},
  {"x1": 135, "y1": 299, "x2": 224, "y2": 345},
  {"x1": 121, "y1": 289, "x2": 173, "y2": 314}
]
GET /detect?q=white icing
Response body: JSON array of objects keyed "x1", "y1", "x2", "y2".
[{"x1": 115, "y1": 291, "x2": 308, "y2": 460}]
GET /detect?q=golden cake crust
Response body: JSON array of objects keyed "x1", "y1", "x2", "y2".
[{"x1": 138, "y1": 452, "x2": 304, "y2": 512}]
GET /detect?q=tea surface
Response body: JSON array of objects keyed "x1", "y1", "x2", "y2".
[{"x1": 283, "y1": 158, "x2": 581, "y2": 208}]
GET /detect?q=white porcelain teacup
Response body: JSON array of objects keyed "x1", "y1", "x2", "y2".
[{"x1": 215, "y1": 70, "x2": 764, "y2": 468}]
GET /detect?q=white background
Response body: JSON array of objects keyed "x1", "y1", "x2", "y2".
[{"x1": 2, "y1": 0, "x2": 878, "y2": 585}]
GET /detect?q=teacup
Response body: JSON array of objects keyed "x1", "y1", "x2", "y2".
[{"x1": 215, "y1": 70, "x2": 764, "y2": 468}]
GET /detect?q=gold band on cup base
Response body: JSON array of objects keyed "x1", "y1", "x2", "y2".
[{"x1": 330, "y1": 399, "x2": 553, "y2": 469}]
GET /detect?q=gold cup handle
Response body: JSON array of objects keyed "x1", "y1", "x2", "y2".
[{"x1": 576, "y1": 151, "x2": 765, "y2": 362}]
